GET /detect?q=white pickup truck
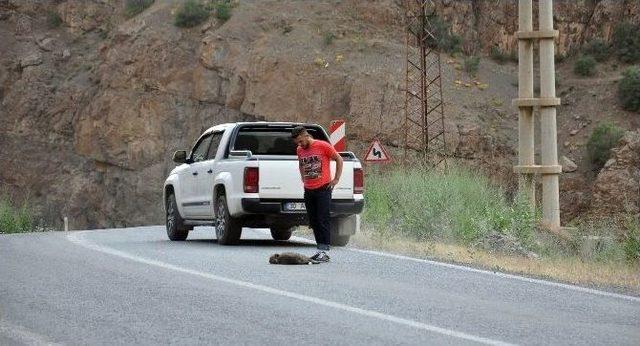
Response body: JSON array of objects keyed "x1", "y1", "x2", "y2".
[{"x1": 163, "y1": 122, "x2": 364, "y2": 246}]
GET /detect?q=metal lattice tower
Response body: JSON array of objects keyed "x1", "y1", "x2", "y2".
[{"x1": 403, "y1": 0, "x2": 446, "y2": 168}]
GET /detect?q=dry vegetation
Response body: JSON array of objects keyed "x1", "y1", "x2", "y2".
[{"x1": 350, "y1": 227, "x2": 640, "y2": 295}]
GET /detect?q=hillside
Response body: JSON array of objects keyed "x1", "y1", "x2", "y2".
[{"x1": 0, "y1": 0, "x2": 638, "y2": 229}]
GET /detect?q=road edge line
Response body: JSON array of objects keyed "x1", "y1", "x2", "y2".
[{"x1": 66, "y1": 230, "x2": 514, "y2": 346}]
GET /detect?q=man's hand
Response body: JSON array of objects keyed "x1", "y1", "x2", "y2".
[{"x1": 331, "y1": 151, "x2": 343, "y2": 190}]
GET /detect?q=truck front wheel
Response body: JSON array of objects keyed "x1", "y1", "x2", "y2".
[{"x1": 166, "y1": 194, "x2": 190, "y2": 241}]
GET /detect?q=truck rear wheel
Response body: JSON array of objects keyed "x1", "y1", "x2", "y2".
[
  {"x1": 330, "y1": 234, "x2": 351, "y2": 246},
  {"x1": 270, "y1": 227, "x2": 294, "y2": 241},
  {"x1": 215, "y1": 194, "x2": 242, "y2": 245},
  {"x1": 166, "y1": 193, "x2": 190, "y2": 241},
  {"x1": 330, "y1": 215, "x2": 360, "y2": 246}
]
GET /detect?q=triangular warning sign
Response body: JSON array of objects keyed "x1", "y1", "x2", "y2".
[{"x1": 364, "y1": 140, "x2": 391, "y2": 163}]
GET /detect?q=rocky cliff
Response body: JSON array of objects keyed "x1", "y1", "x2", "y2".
[{"x1": 0, "y1": 0, "x2": 638, "y2": 229}]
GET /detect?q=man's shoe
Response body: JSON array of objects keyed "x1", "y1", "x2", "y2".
[{"x1": 312, "y1": 251, "x2": 330, "y2": 263}]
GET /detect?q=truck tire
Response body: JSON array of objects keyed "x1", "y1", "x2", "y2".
[
  {"x1": 330, "y1": 215, "x2": 360, "y2": 246},
  {"x1": 215, "y1": 194, "x2": 242, "y2": 245},
  {"x1": 270, "y1": 227, "x2": 294, "y2": 241},
  {"x1": 330, "y1": 234, "x2": 351, "y2": 247},
  {"x1": 166, "y1": 193, "x2": 190, "y2": 241}
]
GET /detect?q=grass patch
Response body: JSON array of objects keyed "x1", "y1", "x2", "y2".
[
  {"x1": 612, "y1": 21, "x2": 640, "y2": 63},
  {"x1": 212, "y1": 0, "x2": 231, "y2": 22},
  {"x1": 124, "y1": 0, "x2": 154, "y2": 18},
  {"x1": 623, "y1": 218, "x2": 640, "y2": 262},
  {"x1": 464, "y1": 56, "x2": 480, "y2": 77},
  {"x1": 586, "y1": 122, "x2": 624, "y2": 169},
  {"x1": 424, "y1": 13, "x2": 462, "y2": 54},
  {"x1": 618, "y1": 66, "x2": 640, "y2": 113},
  {"x1": 353, "y1": 168, "x2": 640, "y2": 293},
  {"x1": 490, "y1": 46, "x2": 509, "y2": 64},
  {"x1": 0, "y1": 195, "x2": 33, "y2": 234},
  {"x1": 363, "y1": 168, "x2": 536, "y2": 246},
  {"x1": 323, "y1": 31, "x2": 336, "y2": 46},
  {"x1": 583, "y1": 39, "x2": 610, "y2": 62},
  {"x1": 175, "y1": 0, "x2": 209, "y2": 28},
  {"x1": 204, "y1": 0, "x2": 233, "y2": 22},
  {"x1": 574, "y1": 55, "x2": 597, "y2": 77}
]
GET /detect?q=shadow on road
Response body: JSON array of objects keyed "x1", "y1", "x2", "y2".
[{"x1": 186, "y1": 238, "x2": 316, "y2": 248}]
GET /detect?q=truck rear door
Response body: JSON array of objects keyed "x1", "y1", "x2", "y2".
[{"x1": 230, "y1": 124, "x2": 354, "y2": 200}]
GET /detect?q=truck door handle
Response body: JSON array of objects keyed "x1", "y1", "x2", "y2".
[
  {"x1": 192, "y1": 172, "x2": 198, "y2": 176},
  {"x1": 207, "y1": 169, "x2": 213, "y2": 174}
]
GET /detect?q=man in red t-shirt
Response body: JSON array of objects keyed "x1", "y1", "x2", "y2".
[{"x1": 292, "y1": 126, "x2": 343, "y2": 262}]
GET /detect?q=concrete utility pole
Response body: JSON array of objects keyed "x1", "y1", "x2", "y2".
[{"x1": 513, "y1": 0, "x2": 561, "y2": 229}]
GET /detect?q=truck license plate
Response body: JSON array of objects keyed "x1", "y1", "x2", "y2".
[{"x1": 284, "y1": 202, "x2": 306, "y2": 211}]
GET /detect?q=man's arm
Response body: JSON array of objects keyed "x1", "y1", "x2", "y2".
[
  {"x1": 330, "y1": 151, "x2": 343, "y2": 188},
  {"x1": 296, "y1": 148, "x2": 304, "y2": 183}
]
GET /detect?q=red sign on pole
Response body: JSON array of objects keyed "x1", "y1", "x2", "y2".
[
  {"x1": 329, "y1": 120, "x2": 346, "y2": 152},
  {"x1": 364, "y1": 140, "x2": 391, "y2": 163}
]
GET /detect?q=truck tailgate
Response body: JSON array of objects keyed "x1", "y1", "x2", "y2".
[{"x1": 258, "y1": 159, "x2": 354, "y2": 199}]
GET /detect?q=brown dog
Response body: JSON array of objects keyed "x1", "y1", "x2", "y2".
[{"x1": 269, "y1": 252, "x2": 320, "y2": 265}]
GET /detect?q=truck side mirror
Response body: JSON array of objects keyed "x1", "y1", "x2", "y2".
[{"x1": 173, "y1": 150, "x2": 188, "y2": 163}]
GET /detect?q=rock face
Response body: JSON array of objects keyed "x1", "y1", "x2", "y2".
[
  {"x1": 590, "y1": 130, "x2": 640, "y2": 218},
  {"x1": 428, "y1": 0, "x2": 640, "y2": 55},
  {"x1": 561, "y1": 156, "x2": 578, "y2": 173},
  {"x1": 0, "y1": 0, "x2": 638, "y2": 229}
]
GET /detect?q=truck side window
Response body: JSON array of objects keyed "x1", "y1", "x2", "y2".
[
  {"x1": 191, "y1": 134, "x2": 213, "y2": 163},
  {"x1": 206, "y1": 132, "x2": 223, "y2": 160},
  {"x1": 234, "y1": 134, "x2": 260, "y2": 153}
]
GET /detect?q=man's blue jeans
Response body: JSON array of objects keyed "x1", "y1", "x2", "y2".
[{"x1": 304, "y1": 184, "x2": 331, "y2": 250}]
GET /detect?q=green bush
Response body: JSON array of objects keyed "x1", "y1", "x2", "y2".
[
  {"x1": 618, "y1": 66, "x2": 640, "y2": 112},
  {"x1": 623, "y1": 221, "x2": 640, "y2": 262},
  {"x1": 490, "y1": 46, "x2": 509, "y2": 64},
  {"x1": 124, "y1": 0, "x2": 154, "y2": 17},
  {"x1": 363, "y1": 168, "x2": 537, "y2": 246},
  {"x1": 214, "y1": 1, "x2": 231, "y2": 21},
  {"x1": 0, "y1": 196, "x2": 33, "y2": 234},
  {"x1": 323, "y1": 32, "x2": 336, "y2": 46},
  {"x1": 574, "y1": 55, "x2": 597, "y2": 76},
  {"x1": 203, "y1": 0, "x2": 232, "y2": 22},
  {"x1": 586, "y1": 122, "x2": 624, "y2": 169},
  {"x1": 424, "y1": 14, "x2": 462, "y2": 53},
  {"x1": 509, "y1": 51, "x2": 518, "y2": 63},
  {"x1": 464, "y1": 56, "x2": 480, "y2": 77},
  {"x1": 583, "y1": 39, "x2": 610, "y2": 62},
  {"x1": 175, "y1": 0, "x2": 209, "y2": 28},
  {"x1": 47, "y1": 10, "x2": 62, "y2": 28},
  {"x1": 612, "y1": 22, "x2": 640, "y2": 63},
  {"x1": 555, "y1": 52, "x2": 568, "y2": 63}
]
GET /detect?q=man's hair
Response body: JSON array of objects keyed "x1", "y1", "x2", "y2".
[{"x1": 291, "y1": 126, "x2": 308, "y2": 139}]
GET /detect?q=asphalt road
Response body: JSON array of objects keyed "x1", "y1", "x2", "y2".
[{"x1": 1, "y1": 226, "x2": 639, "y2": 345}]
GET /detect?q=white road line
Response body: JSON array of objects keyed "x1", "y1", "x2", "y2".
[
  {"x1": 286, "y1": 234, "x2": 640, "y2": 303},
  {"x1": 0, "y1": 319, "x2": 61, "y2": 346},
  {"x1": 67, "y1": 231, "x2": 514, "y2": 346}
]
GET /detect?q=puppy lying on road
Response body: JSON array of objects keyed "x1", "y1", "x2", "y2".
[{"x1": 269, "y1": 252, "x2": 320, "y2": 265}]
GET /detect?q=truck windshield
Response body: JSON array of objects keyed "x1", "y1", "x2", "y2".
[{"x1": 233, "y1": 126, "x2": 328, "y2": 155}]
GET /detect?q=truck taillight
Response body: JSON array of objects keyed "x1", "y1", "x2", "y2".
[
  {"x1": 244, "y1": 167, "x2": 259, "y2": 193},
  {"x1": 354, "y1": 168, "x2": 364, "y2": 194}
]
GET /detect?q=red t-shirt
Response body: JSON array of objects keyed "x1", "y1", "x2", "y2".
[{"x1": 296, "y1": 140, "x2": 337, "y2": 190}]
